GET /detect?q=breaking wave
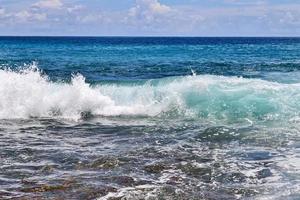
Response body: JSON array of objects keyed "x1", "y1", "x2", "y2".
[{"x1": 0, "y1": 65, "x2": 299, "y2": 123}]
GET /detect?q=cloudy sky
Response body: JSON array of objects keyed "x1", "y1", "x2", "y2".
[{"x1": 0, "y1": 0, "x2": 299, "y2": 36}]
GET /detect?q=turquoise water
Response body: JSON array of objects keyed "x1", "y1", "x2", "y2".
[{"x1": 1, "y1": 37, "x2": 300, "y2": 199}]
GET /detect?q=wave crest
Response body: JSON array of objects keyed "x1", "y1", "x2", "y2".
[{"x1": 0, "y1": 65, "x2": 299, "y2": 123}]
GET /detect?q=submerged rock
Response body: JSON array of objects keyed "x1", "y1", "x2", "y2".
[
  {"x1": 144, "y1": 163, "x2": 169, "y2": 173},
  {"x1": 90, "y1": 157, "x2": 120, "y2": 169},
  {"x1": 77, "y1": 156, "x2": 120, "y2": 170},
  {"x1": 109, "y1": 176, "x2": 135, "y2": 187},
  {"x1": 21, "y1": 184, "x2": 69, "y2": 193},
  {"x1": 178, "y1": 162, "x2": 212, "y2": 181}
]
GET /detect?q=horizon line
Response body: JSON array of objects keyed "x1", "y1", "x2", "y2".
[{"x1": 0, "y1": 35, "x2": 300, "y2": 38}]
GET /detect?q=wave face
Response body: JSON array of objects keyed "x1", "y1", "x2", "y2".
[{"x1": 0, "y1": 65, "x2": 299, "y2": 123}]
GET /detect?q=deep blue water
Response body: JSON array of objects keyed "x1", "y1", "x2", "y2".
[
  {"x1": 1, "y1": 37, "x2": 300, "y2": 199},
  {"x1": 1, "y1": 37, "x2": 300, "y2": 82}
]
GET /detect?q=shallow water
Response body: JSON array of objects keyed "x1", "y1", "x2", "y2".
[
  {"x1": 1, "y1": 37, "x2": 300, "y2": 199},
  {"x1": 1, "y1": 117, "x2": 300, "y2": 199}
]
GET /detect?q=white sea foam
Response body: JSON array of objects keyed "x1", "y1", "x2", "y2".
[{"x1": 0, "y1": 64, "x2": 299, "y2": 123}]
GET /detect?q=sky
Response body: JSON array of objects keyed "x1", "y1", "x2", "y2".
[{"x1": 0, "y1": 0, "x2": 299, "y2": 36}]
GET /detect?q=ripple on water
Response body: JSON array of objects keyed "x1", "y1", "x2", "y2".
[{"x1": 0, "y1": 119, "x2": 300, "y2": 199}]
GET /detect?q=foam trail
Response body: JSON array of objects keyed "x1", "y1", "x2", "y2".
[{"x1": 0, "y1": 65, "x2": 299, "y2": 123}]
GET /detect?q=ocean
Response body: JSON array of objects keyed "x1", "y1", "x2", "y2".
[{"x1": 1, "y1": 37, "x2": 300, "y2": 199}]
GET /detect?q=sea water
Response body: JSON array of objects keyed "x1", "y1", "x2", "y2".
[{"x1": 0, "y1": 37, "x2": 300, "y2": 199}]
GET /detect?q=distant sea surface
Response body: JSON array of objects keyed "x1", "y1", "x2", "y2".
[{"x1": 1, "y1": 37, "x2": 300, "y2": 199}]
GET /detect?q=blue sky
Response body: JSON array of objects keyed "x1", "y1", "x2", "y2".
[{"x1": 0, "y1": 0, "x2": 299, "y2": 36}]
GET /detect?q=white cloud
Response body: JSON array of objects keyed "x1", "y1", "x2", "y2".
[
  {"x1": 129, "y1": 0, "x2": 172, "y2": 19},
  {"x1": 67, "y1": 5, "x2": 84, "y2": 13},
  {"x1": 124, "y1": 0, "x2": 206, "y2": 35},
  {"x1": 77, "y1": 14, "x2": 103, "y2": 23},
  {"x1": 0, "y1": 0, "x2": 299, "y2": 36},
  {"x1": 0, "y1": 6, "x2": 47, "y2": 24},
  {"x1": 14, "y1": 10, "x2": 47, "y2": 22},
  {"x1": 33, "y1": 0, "x2": 63, "y2": 9},
  {"x1": 146, "y1": 0, "x2": 171, "y2": 14}
]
